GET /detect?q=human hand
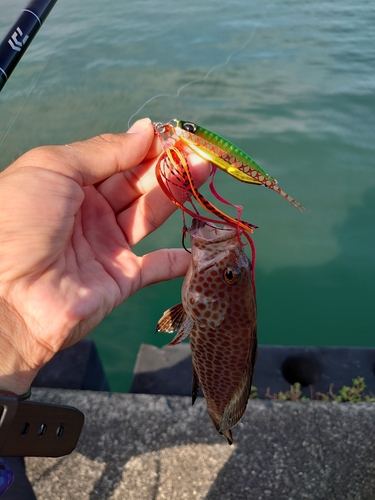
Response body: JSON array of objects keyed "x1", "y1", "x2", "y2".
[{"x1": 0, "y1": 118, "x2": 210, "y2": 394}]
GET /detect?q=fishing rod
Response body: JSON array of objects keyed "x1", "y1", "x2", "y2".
[{"x1": 0, "y1": 0, "x2": 58, "y2": 92}]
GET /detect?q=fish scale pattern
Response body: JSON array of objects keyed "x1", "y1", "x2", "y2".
[{"x1": 182, "y1": 223, "x2": 257, "y2": 443}]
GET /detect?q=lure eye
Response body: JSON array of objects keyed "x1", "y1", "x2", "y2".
[
  {"x1": 182, "y1": 122, "x2": 196, "y2": 133},
  {"x1": 223, "y1": 267, "x2": 242, "y2": 285}
]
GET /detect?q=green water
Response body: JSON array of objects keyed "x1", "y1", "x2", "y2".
[{"x1": 1, "y1": 0, "x2": 374, "y2": 391}]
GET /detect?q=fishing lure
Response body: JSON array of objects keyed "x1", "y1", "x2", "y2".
[
  {"x1": 154, "y1": 121, "x2": 259, "y2": 236},
  {"x1": 154, "y1": 141, "x2": 258, "y2": 235},
  {"x1": 154, "y1": 118, "x2": 305, "y2": 249},
  {"x1": 154, "y1": 137, "x2": 258, "y2": 288},
  {"x1": 156, "y1": 119, "x2": 306, "y2": 213}
]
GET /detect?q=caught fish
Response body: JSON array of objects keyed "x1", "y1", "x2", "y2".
[{"x1": 156, "y1": 219, "x2": 257, "y2": 444}]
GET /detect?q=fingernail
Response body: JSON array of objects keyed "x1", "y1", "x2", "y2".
[{"x1": 127, "y1": 117, "x2": 152, "y2": 134}]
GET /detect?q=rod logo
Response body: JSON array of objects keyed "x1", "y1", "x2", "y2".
[{"x1": 8, "y1": 27, "x2": 29, "y2": 52}]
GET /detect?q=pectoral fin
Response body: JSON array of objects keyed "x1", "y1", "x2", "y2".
[
  {"x1": 168, "y1": 316, "x2": 194, "y2": 345},
  {"x1": 156, "y1": 303, "x2": 186, "y2": 333},
  {"x1": 156, "y1": 303, "x2": 194, "y2": 345}
]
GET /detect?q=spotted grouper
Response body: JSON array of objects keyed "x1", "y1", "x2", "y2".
[{"x1": 156, "y1": 218, "x2": 257, "y2": 444}]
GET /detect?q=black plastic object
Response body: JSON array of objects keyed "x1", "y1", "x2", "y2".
[
  {"x1": 0, "y1": 0, "x2": 58, "y2": 91},
  {"x1": 0, "y1": 395, "x2": 84, "y2": 457}
]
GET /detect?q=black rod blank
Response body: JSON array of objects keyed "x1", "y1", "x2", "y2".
[{"x1": 0, "y1": 0, "x2": 58, "y2": 91}]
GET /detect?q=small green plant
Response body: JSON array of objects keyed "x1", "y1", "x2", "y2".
[
  {"x1": 335, "y1": 377, "x2": 375, "y2": 403},
  {"x1": 255, "y1": 377, "x2": 375, "y2": 402},
  {"x1": 265, "y1": 382, "x2": 309, "y2": 402},
  {"x1": 249, "y1": 385, "x2": 259, "y2": 399}
]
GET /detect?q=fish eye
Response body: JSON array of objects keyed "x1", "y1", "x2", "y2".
[
  {"x1": 182, "y1": 122, "x2": 196, "y2": 133},
  {"x1": 223, "y1": 267, "x2": 242, "y2": 285}
]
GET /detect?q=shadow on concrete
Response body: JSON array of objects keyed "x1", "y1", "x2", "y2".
[{"x1": 26, "y1": 389, "x2": 375, "y2": 500}]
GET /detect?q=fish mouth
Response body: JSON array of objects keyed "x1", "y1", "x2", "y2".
[{"x1": 189, "y1": 218, "x2": 237, "y2": 242}]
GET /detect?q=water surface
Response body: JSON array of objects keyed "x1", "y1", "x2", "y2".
[{"x1": 1, "y1": 0, "x2": 374, "y2": 391}]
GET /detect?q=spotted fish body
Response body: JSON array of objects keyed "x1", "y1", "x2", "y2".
[{"x1": 156, "y1": 219, "x2": 257, "y2": 444}]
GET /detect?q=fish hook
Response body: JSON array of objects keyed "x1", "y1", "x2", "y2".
[{"x1": 181, "y1": 218, "x2": 191, "y2": 254}]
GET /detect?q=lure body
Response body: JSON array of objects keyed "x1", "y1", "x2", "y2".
[
  {"x1": 155, "y1": 120, "x2": 306, "y2": 213},
  {"x1": 156, "y1": 219, "x2": 257, "y2": 444},
  {"x1": 175, "y1": 119, "x2": 276, "y2": 186}
]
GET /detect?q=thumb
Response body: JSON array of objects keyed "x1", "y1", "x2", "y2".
[{"x1": 13, "y1": 118, "x2": 156, "y2": 186}]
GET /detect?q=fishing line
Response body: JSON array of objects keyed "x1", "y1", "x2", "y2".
[
  {"x1": 0, "y1": 37, "x2": 60, "y2": 151},
  {"x1": 127, "y1": 2, "x2": 272, "y2": 128},
  {"x1": 0, "y1": 0, "x2": 60, "y2": 152}
]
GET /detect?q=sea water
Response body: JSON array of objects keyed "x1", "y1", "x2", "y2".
[{"x1": 1, "y1": 0, "x2": 374, "y2": 391}]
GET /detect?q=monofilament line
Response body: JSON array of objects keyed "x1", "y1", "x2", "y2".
[
  {"x1": 0, "y1": 39, "x2": 60, "y2": 151},
  {"x1": 127, "y1": 5, "x2": 270, "y2": 129}
]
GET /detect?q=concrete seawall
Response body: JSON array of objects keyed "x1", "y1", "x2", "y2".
[
  {"x1": 10, "y1": 340, "x2": 375, "y2": 499},
  {"x1": 26, "y1": 389, "x2": 375, "y2": 499}
]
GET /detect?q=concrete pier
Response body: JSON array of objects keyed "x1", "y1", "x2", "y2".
[
  {"x1": 10, "y1": 341, "x2": 375, "y2": 499},
  {"x1": 25, "y1": 389, "x2": 375, "y2": 499}
]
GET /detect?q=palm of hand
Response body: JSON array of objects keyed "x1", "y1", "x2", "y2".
[
  {"x1": 0, "y1": 125, "x2": 210, "y2": 392},
  {"x1": 1, "y1": 164, "x2": 142, "y2": 356}
]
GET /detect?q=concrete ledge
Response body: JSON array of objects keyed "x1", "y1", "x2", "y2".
[
  {"x1": 32, "y1": 339, "x2": 110, "y2": 392},
  {"x1": 130, "y1": 343, "x2": 375, "y2": 397},
  {"x1": 26, "y1": 388, "x2": 375, "y2": 499}
]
